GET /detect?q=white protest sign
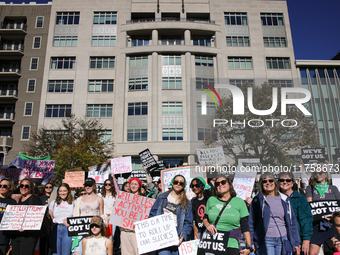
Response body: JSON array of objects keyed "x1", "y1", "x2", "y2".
[
  {"x1": 237, "y1": 158, "x2": 261, "y2": 172},
  {"x1": 134, "y1": 214, "x2": 178, "y2": 254},
  {"x1": 179, "y1": 239, "x2": 200, "y2": 255},
  {"x1": 332, "y1": 174, "x2": 340, "y2": 190},
  {"x1": 110, "y1": 157, "x2": 132, "y2": 174},
  {"x1": 88, "y1": 161, "x2": 111, "y2": 183},
  {"x1": 196, "y1": 147, "x2": 226, "y2": 165},
  {"x1": 20, "y1": 160, "x2": 55, "y2": 184},
  {"x1": 233, "y1": 171, "x2": 256, "y2": 200}
]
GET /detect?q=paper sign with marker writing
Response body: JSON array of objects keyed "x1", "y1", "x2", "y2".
[
  {"x1": 196, "y1": 147, "x2": 226, "y2": 165},
  {"x1": 111, "y1": 157, "x2": 132, "y2": 174},
  {"x1": 65, "y1": 171, "x2": 85, "y2": 188},
  {"x1": 233, "y1": 171, "x2": 256, "y2": 200},
  {"x1": 20, "y1": 160, "x2": 55, "y2": 184},
  {"x1": 179, "y1": 240, "x2": 200, "y2": 255}
]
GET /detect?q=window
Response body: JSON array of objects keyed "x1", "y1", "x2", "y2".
[
  {"x1": 87, "y1": 104, "x2": 113, "y2": 117},
  {"x1": 228, "y1": 57, "x2": 252, "y2": 69},
  {"x1": 33, "y1": 37, "x2": 41, "y2": 49},
  {"x1": 88, "y1": 80, "x2": 114, "y2": 92},
  {"x1": 197, "y1": 102, "x2": 216, "y2": 115},
  {"x1": 53, "y1": 36, "x2": 78, "y2": 47},
  {"x1": 131, "y1": 37, "x2": 150, "y2": 47},
  {"x1": 162, "y1": 128, "x2": 183, "y2": 140},
  {"x1": 129, "y1": 56, "x2": 148, "y2": 67},
  {"x1": 99, "y1": 130, "x2": 112, "y2": 142},
  {"x1": 24, "y1": 102, "x2": 33, "y2": 116},
  {"x1": 56, "y1": 12, "x2": 80, "y2": 25},
  {"x1": 128, "y1": 103, "x2": 147, "y2": 116},
  {"x1": 30, "y1": 58, "x2": 39, "y2": 70},
  {"x1": 193, "y1": 36, "x2": 211, "y2": 47},
  {"x1": 224, "y1": 13, "x2": 247, "y2": 25},
  {"x1": 162, "y1": 102, "x2": 182, "y2": 115},
  {"x1": 162, "y1": 157, "x2": 183, "y2": 168},
  {"x1": 161, "y1": 36, "x2": 181, "y2": 45},
  {"x1": 196, "y1": 78, "x2": 215, "y2": 89},
  {"x1": 21, "y1": 126, "x2": 30, "y2": 140},
  {"x1": 195, "y1": 56, "x2": 213, "y2": 67},
  {"x1": 128, "y1": 78, "x2": 148, "y2": 91},
  {"x1": 93, "y1": 12, "x2": 117, "y2": 24},
  {"x1": 90, "y1": 57, "x2": 115, "y2": 69},
  {"x1": 48, "y1": 80, "x2": 74, "y2": 92},
  {"x1": 198, "y1": 128, "x2": 217, "y2": 141},
  {"x1": 268, "y1": 80, "x2": 293, "y2": 87},
  {"x1": 266, "y1": 57, "x2": 290, "y2": 69},
  {"x1": 36, "y1": 17, "x2": 44, "y2": 28},
  {"x1": 162, "y1": 77, "x2": 182, "y2": 89},
  {"x1": 92, "y1": 36, "x2": 116, "y2": 47},
  {"x1": 229, "y1": 79, "x2": 254, "y2": 88},
  {"x1": 162, "y1": 55, "x2": 181, "y2": 65},
  {"x1": 27, "y1": 79, "x2": 36, "y2": 92},
  {"x1": 51, "y1": 57, "x2": 76, "y2": 69},
  {"x1": 45, "y1": 105, "x2": 72, "y2": 118},
  {"x1": 127, "y1": 129, "x2": 147, "y2": 141},
  {"x1": 226, "y1": 36, "x2": 250, "y2": 47},
  {"x1": 261, "y1": 13, "x2": 284, "y2": 26},
  {"x1": 263, "y1": 37, "x2": 287, "y2": 47}
]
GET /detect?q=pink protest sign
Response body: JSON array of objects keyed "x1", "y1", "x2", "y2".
[
  {"x1": 20, "y1": 160, "x2": 55, "y2": 181},
  {"x1": 110, "y1": 157, "x2": 132, "y2": 174}
]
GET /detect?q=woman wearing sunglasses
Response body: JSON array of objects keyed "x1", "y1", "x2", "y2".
[
  {"x1": 11, "y1": 178, "x2": 43, "y2": 255},
  {"x1": 305, "y1": 165, "x2": 340, "y2": 255},
  {"x1": 249, "y1": 173, "x2": 300, "y2": 255},
  {"x1": 278, "y1": 172, "x2": 313, "y2": 255},
  {"x1": 149, "y1": 174, "x2": 193, "y2": 255}
]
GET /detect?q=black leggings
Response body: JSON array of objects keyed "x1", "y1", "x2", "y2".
[
  {"x1": 11, "y1": 236, "x2": 38, "y2": 255},
  {"x1": 226, "y1": 248, "x2": 240, "y2": 255}
]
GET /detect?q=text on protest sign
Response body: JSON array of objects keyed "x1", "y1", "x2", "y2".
[
  {"x1": 111, "y1": 157, "x2": 132, "y2": 174},
  {"x1": 332, "y1": 174, "x2": 340, "y2": 191},
  {"x1": 196, "y1": 147, "x2": 226, "y2": 166},
  {"x1": 301, "y1": 148, "x2": 325, "y2": 164},
  {"x1": 131, "y1": 169, "x2": 147, "y2": 183},
  {"x1": 109, "y1": 191, "x2": 155, "y2": 230},
  {"x1": 0, "y1": 205, "x2": 46, "y2": 230},
  {"x1": 237, "y1": 158, "x2": 261, "y2": 172},
  {"x1": 65, "y1": 171, "x2": 85, "y2": 188},
  {"x1": 179, "y1": 240, "x2": 200, "y2": 255},
  {"x1": 233, "y1": 171, "x2": 256, "y2": 200},
  {"x1": 0, "y1": 167, "x2": 22, "y2": 183},
  {"x1": 309, "y1": 200, "x2": 340, "y2": 221},
  {"x1": 139, "y1": 149, "x2": 159, "y2": 172},
  {"x1": 88, "y1": 161, "x2": 111, "y2": 183},
  {"x1": 197, "y1": 230, "x2": 230, "y2": 255},
  {"x1": 134, "y1": 214, "x2": 178, "y2": 254},
  {"x1": 20, "y1": 160, "x2": 55, "y2": 181},
  {"x1": 67, "y1": 216, "x2": 93, "y2": 236}
]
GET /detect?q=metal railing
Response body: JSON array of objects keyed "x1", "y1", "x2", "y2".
[
  {"x1": 126, "y1": 18, "x2": 215, "y2": 24},
  {"x1": 0, "y1": 44, "x2": 24, "y2": 52},
  {"x1": 0, "y1": 22, "x2": 27, "y2": 31}
]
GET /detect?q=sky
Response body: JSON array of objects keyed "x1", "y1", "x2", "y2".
[{"x1": 3, "y1": 0, "x2": 340, "y2": 60}]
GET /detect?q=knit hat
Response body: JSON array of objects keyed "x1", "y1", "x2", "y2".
[
  {"x1": 192, "y1": 177, "x2": 211, "y2": 190},
  {"x1": 168, "y1": 175, "x2": 186, "y2": 189},
  {"x1": 129, "y1": 177, "x2": 142, "y2": 187}
]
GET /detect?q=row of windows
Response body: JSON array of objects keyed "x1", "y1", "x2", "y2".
[
  {"x1": 49, "y1": 57, "x2": 115, "y2": 69},
  {"x1": 224, "y1": 13, "x2": 284, "y2": 26}
]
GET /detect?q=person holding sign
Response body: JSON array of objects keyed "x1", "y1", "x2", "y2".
[
  {"x1": 202, "y1": 175, "x2": 251, "y2": 255},
  {"x1": 249, "y1": 173, "x2": 300, "y2": 255},
  {"x1": 11, "y1": 178, "x2": 43, "y2": 255},
  {"x1": 49, "y1": 183, "x2": 75, "y2": 255},
  {"x1": 306, "y1": 167, "x2": 340, "y2": 255},
  {"x1": 149, "y1": 174, "x2": 193, "y2": 255}
]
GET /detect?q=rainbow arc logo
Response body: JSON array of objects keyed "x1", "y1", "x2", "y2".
[{"x1": 199, "y1": 83, "x2": 222, "y2": 115}]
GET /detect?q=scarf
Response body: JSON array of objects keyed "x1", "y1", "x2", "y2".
[{"x1": 315, "y1": 182, "x2": 329, "y2": 197}]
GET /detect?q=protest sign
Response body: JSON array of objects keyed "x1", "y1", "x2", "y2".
[
  {"x1": 20, "y1": 160, "x2": 55, "y2": 184},
  {"x1": 65, "y1": 171, "x2": 85, "y2": 188},
  {"x1": 111, "y1": 157, "x2": 132, "y2": 174},
  {"x1": 162, "y1": 165, "x2": 207, "y2": 200},
  {"x1": 336, "y1": 148, "x2": 340, "y2": 164},
  {"x1": 131, "y1": 169, "x2": 147, "y2": 183},
  {"x1": 117, "y1": 177, "x2": 125, "y2": 185},
  {"x1": 301, "y1": 148, "x2": 326, "y2": 164},
  {"x1": 134, "y1": 214, "x2": 178, "y2": 254},
  {"x1": 237, "y1": 158, "x2": 261, "y2": 172},
  {"x1": 157, "y1": 160, "x2": 165, "y2": 170},
  {"x1": 196, "y1": 147, "x2": 226, "y2": 165},
  {"x1": 0, "y1": 167, "x2": 22, "y2": 183},
  {"x1": 233, "y1": 171, "x2": 256, "y2": 200},
  {"x1": 0, "y1": 205, "x2": 46, "y2": 230},
  {"x1": 109, "y1": 191, "x2": 155, "y2": 230},
  {"x1": 139, "y1": 149, "x2": 159, "y2": 172},
  {"x1": 309, "y1": 200, "x2": 340, "y2": 221},
  {"x1": 67, "y1": 216, "x2": 93, "y2": 236},
  {"x1": 197, "y1": 230, "x2": 230, "y2": 255},
  {"x1": 88, "y1": 161, "x2": 111, "y2": 183},
  {"x1": 179, "y1": 240, "x2": 200, "y2": 255},
  {"x1": 48, "y1": 187, "x2": 58, "y2": 204},
  {"x1": 332, "y1": 174, "x2": 340, "y2": 190}
]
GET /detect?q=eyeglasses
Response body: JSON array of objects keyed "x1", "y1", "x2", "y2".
[
  {"x1": 215, "y1": 180, "x2": 228, "y2": 187},
  {"x1": 20, "y1": 184, "x2": 30, "y2": 189},
  {"x1": 278, "y1": 179, "x2": 292, "y2": 183},
  {"x1": 80, "y1": 192, "x2": 86, "y2": 196},
  {"x1": 190, "y1": 184, "x2": 200, "y2": 189},
  {"x1": 262, "y1": 179, "x2": 274, "y2": 184},
  {"x1": 45, "y1": 186, "x2": 53, "y2": 189},
  {"x1": 0, "y1": 185, "x2": 8, "y2": 189},
  {"x1": 104, "y1": 183, "x2": 112, "y2": 186},
  {"x1": 173, "y1": 180, "x2": 185, "y2": 187}
]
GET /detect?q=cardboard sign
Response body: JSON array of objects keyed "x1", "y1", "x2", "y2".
[
  {"x1": 179, "y1": 240, "x2": 200, "y2": 255},
  {"x1": 139, "y1": 149, "x2": 159, "y2": 172},
  {"x1": 20, "y1": 160, "x2": 55, "y2": 184},
  {"x1": 301, "y1": 148, "x2": 326, "y2": 164},
  {"x1": 67, "y1": 216, "x2": 93, "y2": 236},
  {"x1": 0, "y1": 205, "x2": 46, "y2": 230},
  {"x1": 161, "y1": 165, "x2": 207, "y2": 200},
  {"x1": 233, "y1": 171, "x2": 256, "y2": 200},
  {"x1": 0, "y1": 167, "x2": 22, "y2": 183},
  {"x1": 109, "y1": 192, "x2": 155, "y2": 230},
  {"x1": 88, "y1": 162, "x2": 111, "y2": 184},
  {"x1": 65, "y1": 171, "x2": 85, "y2": 188},
  {"x1": 111, "y1": 157, "x2": 132, "y2": 174},
  {"x1": 196, "y1": 147, "x2": 226, "y2": 165},
  {"x1": 131, "y1": 169, "x2": 147, "y2": 183},
  {"x1": 197, "y1": 230, "x2": 230, "y2": 255},
  {"x1": 134, "y1": 214, "x2": 178, "y2": 254},
  {"x1": 309, "y1": 200, "x2": 340, "y2": 221}
]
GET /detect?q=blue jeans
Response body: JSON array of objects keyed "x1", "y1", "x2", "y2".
[
  {"x1": 50, "y1": 224, "x2": 73, "y2": 255},
  {"x1": 158, "y1": 245, "x2": 179, "y2": 255},
  {"x1": 256, "y1": 235, "x2": 287, "y2": 255}
]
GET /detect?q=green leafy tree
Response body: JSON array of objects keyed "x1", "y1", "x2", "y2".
[
  {"x1": 25, "y1": 115, "x2": 113, "y2": 184},
  {"x1": 206, "y1": 82, "x2": 319, "y2": 166}
]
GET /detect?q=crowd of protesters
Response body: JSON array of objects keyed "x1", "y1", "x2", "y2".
[{"x1": 1, "y1": 163, "x2": 340, "y2": 255}]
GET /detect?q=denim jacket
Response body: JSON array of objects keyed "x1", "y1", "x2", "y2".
[{"x1": 148, "y1": 191, "x2": 193, "y2": 240}]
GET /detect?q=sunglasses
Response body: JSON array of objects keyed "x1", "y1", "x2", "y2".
[
  {"x1": 45, "y1": 186, "x2": 53, "y2": 189},
  {"x1": 215, "y1": 179, "x2": 228, "y2": 187},
  {"x1": 84, "y1": 184, "x2": 93, "y2": 188},
  {"x1": 173, "y1": 180, "x2": 185, "y2": 187},
  {"x1": 20, "y1": 184, "x2": 30, "y2": 189},
  {"x1": 0, "y1": 185, "x2": 8, "y2": 189},
  {"x1": 262, "y1": 179, "x2": 274, "y2": 184},
  {"x1": 190, "y1": 184, "x2": 200, "y2": 189},
  {"x1": 104, "y1": 183, "x2": 112, "y2": 186},
  {"x1": 90, "y1": 224, "x2": 100, "y2": 228},
  {"x1": 278, "y1": 179, "x2": 292, "y2": 183},
  {"x1": 314, "y1": 172, "x2": 326, "y2": 176},
  {"x1": 80, "y1": 192, "x2": 86, "y2": 196}
]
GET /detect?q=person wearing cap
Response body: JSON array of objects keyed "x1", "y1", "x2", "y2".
[
  {"x1": 190, "y1": 177, "x2": 212, "y2": 240},
  {"x1": 149, "y1": 174, "x2": 193, "y2": 255},
  {"x1": 82, "y1": 216, "x2": 113, "y2": 255}
]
